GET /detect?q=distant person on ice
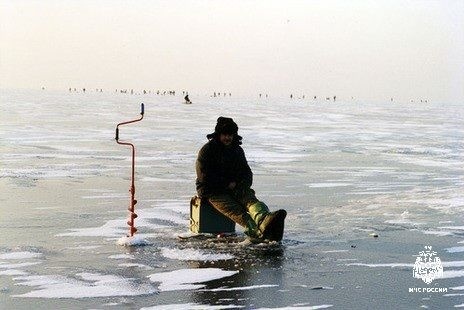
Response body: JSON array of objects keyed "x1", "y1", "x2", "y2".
[
  {"x1": 184, "y1": 94, "x2": 192, "y2": 104},
  {"x1": 195, "y1": 117, "x2": 287, "y2": 241}
]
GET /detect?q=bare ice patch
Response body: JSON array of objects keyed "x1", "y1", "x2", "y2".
[
  {"x1": 305, "y1": 183, "x2": 351, "y2": 188},
  {"x1": 142, "y1": 177, "x2": 191, "y2": 183},
  {"x1": 12, "y1": 272, "x2": 156, "y2": 298},
  {"x1": 160, "y1": 247, "x2": 234, "y2": 261},
  {"x1": 142, "y1": 304, "x2": 333, "y2": 310},
  {"x1": 67, "y1": 245, "x2": 101, "y2": 250},
  {"x1": 148, "y1": 268, "x2": 238, "y2": 291},
  {"x1": 118, "y1": 263, "x2": 153, "y2": 270},
  {"x1": 247, "y1": 149, "x2": 305, "y2": 163},
  {"x1": 255, "y1": 305, "x2": 333, "y2": 310},
  {"x1": 322, "y1": 250, "x2": 349, "y2": 253}
]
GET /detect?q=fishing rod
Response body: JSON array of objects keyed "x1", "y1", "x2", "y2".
[{"x1": 115, "y1": 103, "x2": 144, "y2": 237}]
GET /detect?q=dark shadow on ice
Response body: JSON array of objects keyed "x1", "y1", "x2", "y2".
[{"x1": 186, "y1": 245, "x2": 286, "y2": 308}]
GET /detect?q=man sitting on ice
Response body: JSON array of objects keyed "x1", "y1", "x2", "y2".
[{"x1": 195, "y1": 117, "x2": 287, "y2": 241}]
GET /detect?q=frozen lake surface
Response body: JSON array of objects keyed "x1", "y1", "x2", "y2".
[{"x1": 0, "y1": 89, "x2": 463, "y2": 309}]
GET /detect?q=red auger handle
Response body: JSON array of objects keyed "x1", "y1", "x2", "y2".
[{"x1": 115, "y1": 103, "x2": 144, "y2": 141}]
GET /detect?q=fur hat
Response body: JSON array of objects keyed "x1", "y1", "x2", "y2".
[
  {"x1": 207, "y1": 117, "x2": 242, "y2": 144},
  {"x1": 214, "y1": 117, "x2": 238, "y2": 135}
]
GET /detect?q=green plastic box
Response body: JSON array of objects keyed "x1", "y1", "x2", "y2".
[{"x1": 189, "y1": 196, "x2": 235, "y2": 234}]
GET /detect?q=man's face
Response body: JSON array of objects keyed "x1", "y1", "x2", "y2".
[{"x1": 219, "y1": 133, "x2": 234, "y2": 146}]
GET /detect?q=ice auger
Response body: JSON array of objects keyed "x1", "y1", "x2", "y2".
[{"x1": 115, "y1": 103, "x2": 144, "y2": 237}]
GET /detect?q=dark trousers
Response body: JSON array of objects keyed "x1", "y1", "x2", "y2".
[{"x1": 207, "y1": 187, "x2": 259, "y2": 228}]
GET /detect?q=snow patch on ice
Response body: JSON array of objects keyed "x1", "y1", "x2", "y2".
[
  {"x1": 109, "y1": 254, "x2": 135, "y2": 260},
  {"x1": 57, "y1": 219, "x2": 127, "y2": 237},
  {"x1": 148, "y1": 268, "x2": 238, "y2": 291},
  {"x1": 442, "y1": 261, "x2": 464, "y2": 268},
  {"x1": 0, "y1": 269, "x2": 28, "y2": 276},
  {"x1": 58, "y1": 205, "x2": 186, "y2": 239},
  {"x1": 138, "y1": 207, "x2": 188, "y2": 226},
  {"x1": 0, "y1": 252, "x2": 42, "y2": 260},
  {"x1": 0, "y1": 262, "x2": 41, "y2": 269},
  {"x1": 12, "y1": 272, "x2": 156, "y2": 298},
  {"x1": 346, "y1": 263, "x2": 413, "y2": 268},
  {"x1": 421, "y1": 230, "x2": 453, "y2": 236},
  {"x1": 446, "y1": 247, "x2": 464, "y2": 253},
  {"x1": 442, "y1": 270, "x2": 464, "y2": 279},
  {"x1": 160, "y1": 247, "x2": 234, "y2": 261},
  {"x1": 347, "y1": 261, "x2": 464, "y2": 268},
  {"x1": 117, "y1": 235, "x2": 150, "y2": 246},
  {"x1": 384, "y1": 211, "x2": 425, "y2": 226},
  {"x1": 438, "y1": 226, "x2": 464, "y2": 231}
]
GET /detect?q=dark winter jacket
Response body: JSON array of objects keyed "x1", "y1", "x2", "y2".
[{"x1": 195, "y1": 137, "x2": 253, "y2": 198}]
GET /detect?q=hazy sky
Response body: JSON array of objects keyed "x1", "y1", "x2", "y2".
[{"x1": 1, "y1": 0, "x2": 463, "y2": 102}]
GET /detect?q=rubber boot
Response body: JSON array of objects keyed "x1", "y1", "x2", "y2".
[
  {"x1": 243, "y1": 216, "x2": 262, "y2": 240},
  {"x1": 207, "y1": 195, "x2": 263, "y2": 239},
  {"x1": 247, "y1": 202, "x2": 287, "y2": 241}
]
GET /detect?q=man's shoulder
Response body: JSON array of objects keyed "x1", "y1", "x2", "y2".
[
  {"x1": 234, "y1": 144, "x2": 245, "y2": 154},
  {"x1": 198, "y1": 140, "x2": 216, "y2": 155}
]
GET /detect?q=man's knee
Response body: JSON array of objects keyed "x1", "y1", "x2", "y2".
[
  {"x1": 232, "y1": 186, "x2": 259, "y2": 206},
  {"x1": 208, "y1": 195, "x2": 245, "y2": 214}
]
